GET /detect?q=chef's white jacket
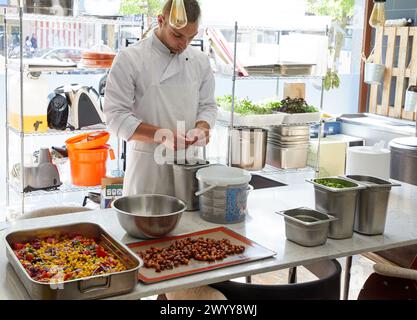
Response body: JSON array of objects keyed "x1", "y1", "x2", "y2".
[{"x1": 104, "y1": 31, "x2": 218, "y2": 142}]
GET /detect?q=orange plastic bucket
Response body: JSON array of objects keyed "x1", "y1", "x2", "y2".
[
  {"x1": 67, "y1": 145, "x2": 115, "y2": 186},
  {"x1": 66, "y1": 131, "x2": 115, "y2": 186}
]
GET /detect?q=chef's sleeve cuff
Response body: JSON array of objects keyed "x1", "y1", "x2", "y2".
[
  {"x1": 195, "y1": 114, "x2": 217, "y2": 130},
  {"x1": 112, "y1": 115, "x2": 142, "y2": 141}
]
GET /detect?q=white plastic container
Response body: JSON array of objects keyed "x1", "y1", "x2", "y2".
[
  {"x1": 8, "y1": 70, "x2": 49, "y2": 133},
  {"x1": 196, "y1": 166, "x2": 252, "y2": 224},
  {"x1": 282, "y1": 112, "x2": 321, "y2": 124},
  {"x1": 346, "y1": 146, "x2": 391, "y2": 180}
]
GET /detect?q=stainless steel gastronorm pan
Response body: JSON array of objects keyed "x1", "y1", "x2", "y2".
[
  {"x1": 307, "y1": 177, "x2": 366, "y2": 239},
  {"x1": 345, "y1": 175, "x2": 400, "y2": 235},
  {"x1": 5, "y1": 222, "x2": 142, "y2": 300},
  {"x1": 271, "y1": 125, "x2": 310, "y2": 137},
  {"x1": 277, "y1": 207, "x2": 337, "y2": 247}
]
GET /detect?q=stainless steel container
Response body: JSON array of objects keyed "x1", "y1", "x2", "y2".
[
  {"x1": 277, "y1": 207, "x2": 337, "y2": 247},
  {"x1": 266, "y1": 143, "x2": 309, "y2": 169},
  {"x1": 346, "y1": 175, "x2": 400, "y2": 235},
  {"x1": 272, "y1": 125, "x2": 310, "y2": 137},
  {"x1": 268, "y1": 133, "x2": 310, "y2": 143},
  {"x1": 230, "y1": 127, "x2": 268, "y2": 171},
  {"x1": 308, "y1": 178, "x2": 365, "y2": 239},
  {"x1": 112, "y1": 195, "x2": 187, "y2": 239},
  {"x1": 389, "y1": 137, "x2": 417, "y2": 186},
  {"x1": 5, "y1": 223, "x2": 142, "y2": 300},
  {"x1": 173, "y1": 160, "x2": 210, "y2": 211}
]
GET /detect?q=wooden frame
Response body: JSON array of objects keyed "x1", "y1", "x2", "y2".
[{"x1": 368, "y1": 26, "x2": 417, "y2": 121}]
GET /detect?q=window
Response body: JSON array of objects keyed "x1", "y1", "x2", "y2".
[{"x1": 202, "y1": 0, "x2": 366, "y2": 115}]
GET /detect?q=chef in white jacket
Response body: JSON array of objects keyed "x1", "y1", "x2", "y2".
[{"x1": 104, "y1": 0, "x2": 217, "y2": 197}]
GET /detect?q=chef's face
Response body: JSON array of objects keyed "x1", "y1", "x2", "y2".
[{"x1": 157, "y1": 14, "x2": 199, "y2": 54}]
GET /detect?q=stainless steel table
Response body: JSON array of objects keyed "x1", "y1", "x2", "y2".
[{"x1": 1, "y1": 171, "x2": 417, "y2": 300}]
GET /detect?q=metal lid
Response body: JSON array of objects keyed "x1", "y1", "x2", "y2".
[{"x1": 389, "y1": 137, "x2": 417, "y2": 152}]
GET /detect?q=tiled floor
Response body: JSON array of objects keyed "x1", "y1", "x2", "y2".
[{"x1": 143, "y1": 254, "x2": 376, "y2": 300}]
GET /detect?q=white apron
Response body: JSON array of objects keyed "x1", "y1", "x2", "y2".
[{"x1": 123, "y1": 43, "x2": 199, "y2": 197}]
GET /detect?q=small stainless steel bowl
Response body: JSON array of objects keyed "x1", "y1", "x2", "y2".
[{"x1": 112, "y1": 195, "x2": 187, "y2": 239}]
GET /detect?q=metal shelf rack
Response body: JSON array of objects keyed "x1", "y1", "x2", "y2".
[
  {"x1": 5, "y1": 12, "x2": 141, "y2": 26},
  {"x1": 3, "y1": 6, "x2": 132, "y2": 215},
  {"x1": 225, "y1": 22, "x2": 328, "y2": 178},
  {"x1": 6, "y1": 63, "x2": 112, "y2": 74},
  {"x1": 7, "y1": 126, "x2": 106, "y2": 137},
  {"x1": 9, "y1": 181, "x2": 100, "y2": 198},
  {"x1": 257, "y1": 164, "x2": 315, "y2": 176},
  {"x1": 223, "y1": 75, "x2": 325, "y2": 81},
  {"x1": 210, "y1": 24, "x2": 329, "y2": 34}
]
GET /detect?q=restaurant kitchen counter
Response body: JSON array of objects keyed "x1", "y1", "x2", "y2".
[{"x1": 1, "y1": 169, "x2": 417, "y2": 300}]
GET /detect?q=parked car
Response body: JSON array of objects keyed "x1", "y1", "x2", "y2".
[
  {"x1": 9, "y1": 47, "x2": 106, "y2": 74},
  {"x1": 33, "y1": 47, "x2": 83, "y2": 64}
]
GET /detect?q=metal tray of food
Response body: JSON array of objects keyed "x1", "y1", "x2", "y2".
[
  {"x1": 5, "y1": 222, "x2": 142, "y2": 300},
  {"x1": 127, "y1": 226, "x2": 276, "y2": 284}
]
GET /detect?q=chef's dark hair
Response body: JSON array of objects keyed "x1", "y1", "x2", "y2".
[{"x1": 162, "y1": 0, "x2": 201, "y2": 23}]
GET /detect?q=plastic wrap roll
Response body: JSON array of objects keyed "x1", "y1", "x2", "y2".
[{"x1": 346, "y1": 146, "x2": 391, "y2": 180}]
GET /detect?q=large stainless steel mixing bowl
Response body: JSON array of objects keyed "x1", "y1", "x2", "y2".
[{"x1": 112, "y1": 195, "x2": 187, "y2": 239}]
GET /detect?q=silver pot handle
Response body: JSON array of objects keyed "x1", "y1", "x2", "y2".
[
  {"x1": 195, "y1": 184, "x2": 216, "y2": 197},
  {"x1": 78, "y1": 277, "x2": 111, "y2": 294}
]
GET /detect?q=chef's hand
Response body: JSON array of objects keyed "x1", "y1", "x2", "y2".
[
  {"x1": 133, "y1": 123, "x2": 191, "y2": 151},
  {"x1": 186, "y1": 121, "x2": 211, "y2": 147},
  {"x1": 162, "y1": 131, "x2": 189, "y2": 151}
]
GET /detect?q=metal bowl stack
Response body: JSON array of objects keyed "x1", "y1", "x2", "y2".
[
  {"x1": 266, "y1": 125, "x2": 310, "y2": 169},
  {"x1": 112, "y1": 195, "x2": 187, "y2": 239}
]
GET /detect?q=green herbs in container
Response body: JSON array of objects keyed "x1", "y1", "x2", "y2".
[
  {"x1": 312, "y1": 178, "x2": 359, "y2": 190},
  {"x1": 216, "y1": 95, "x2": 275, "y2": 115},
  {"x1": 273, "y1": 97, "x2": 319, "y2": 114},
  {"x1": 308, "y1": 177, "x2": 365, "y2": 239}
]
